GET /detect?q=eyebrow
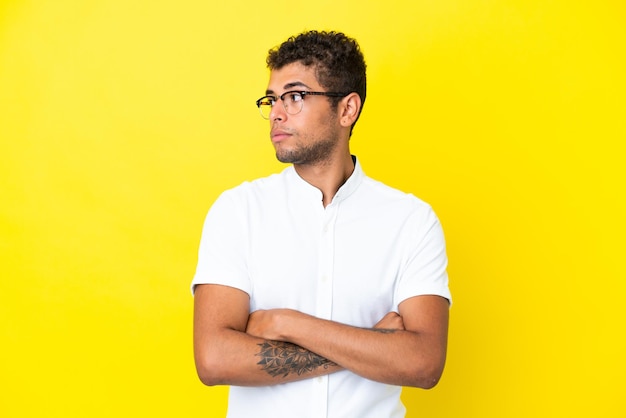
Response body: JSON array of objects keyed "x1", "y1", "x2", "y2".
[{"x1": 266, "y1": 81, "x2": 311, "y2": 95}]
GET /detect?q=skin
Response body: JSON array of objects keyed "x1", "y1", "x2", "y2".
[
  {"x1": 266, "y1": 62, "x2": 356, "y2": 206},
  {"x1": 193, "y1": 62, "x2": 449, "y2": 388}
]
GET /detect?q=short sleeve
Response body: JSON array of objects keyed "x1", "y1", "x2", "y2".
[
  {"x1": 190, "y1": 187, "x2": 251, "y2": 296},
  {"x1": 393, "y1": 205, "x2": 451, "y2": 308}
]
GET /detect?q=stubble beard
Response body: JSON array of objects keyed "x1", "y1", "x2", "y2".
[
  {"x1": 274, "y1": 113, "x2": 341, "y2": 166},
  {"x1": 275, "y1": 134, "x2": 339, "y2": 166}
]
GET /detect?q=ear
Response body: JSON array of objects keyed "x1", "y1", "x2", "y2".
[{"x1": 338, "y1": 92, "x2": 362, "y2": 128}]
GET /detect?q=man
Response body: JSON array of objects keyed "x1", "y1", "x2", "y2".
[{"x1": 192, "y1": 30, "x2": 451, "y2": 418}]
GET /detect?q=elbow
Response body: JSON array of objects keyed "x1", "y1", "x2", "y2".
[
  {"x1": 405, "y1": 357, "x2": 446, "y2": 389},
  {"x1": 195, "y1": 362, "x2": 219, "y2": 387},
  {"x1": 416, "y1": 370, "x2": 443, "y2": 390},
  {"x1": 194, "y1": 352, "x2": 227, "y2": 387},
  {"x1": 196, "y1": 368, "x2": 220, "y2": 387}
]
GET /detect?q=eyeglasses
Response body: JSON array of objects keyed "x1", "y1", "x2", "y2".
[{"x1": 255, "y1": 90, "x2": 349, "y2": 120}]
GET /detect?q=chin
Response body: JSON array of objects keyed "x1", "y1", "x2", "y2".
[
  {"x1": 276, "y1": 154, "x2": 298, "y2": 164},
  {"x1": 275, "y1": 148, "x2": 299, "y2": 164}
]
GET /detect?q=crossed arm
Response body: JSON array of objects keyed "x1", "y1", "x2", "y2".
[{"x1": 193, "y1": 283, "x2": 449, "y2": 388}]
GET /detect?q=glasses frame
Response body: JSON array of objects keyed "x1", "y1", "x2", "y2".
[{"x1": 255, "y1": 90, "x2": 350, "y2": 119}]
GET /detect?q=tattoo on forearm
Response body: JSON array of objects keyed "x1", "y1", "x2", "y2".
[{"x1": 256, "y1": 340, "x2": 336, "y2": 378}]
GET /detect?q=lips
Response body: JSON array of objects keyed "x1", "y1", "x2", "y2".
[{"x1": 270, "y1": 129, "x2": 292, "y2": 142}]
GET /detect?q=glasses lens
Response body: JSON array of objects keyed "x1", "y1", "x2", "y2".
[
  {"x1": 257, "y1": 97, "x2": 273, "y2": 119},
  {"x1": 284, "y1": 92, "x2": 303, "y2": 115}
]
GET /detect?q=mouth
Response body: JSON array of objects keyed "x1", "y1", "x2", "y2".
[{"x1": 270, "y1": 129, "x2": 292, "y2": 143}]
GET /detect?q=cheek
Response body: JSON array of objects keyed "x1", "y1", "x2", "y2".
[{"x1": 292, "y1": 108, "x2": 339, "y2": 141}]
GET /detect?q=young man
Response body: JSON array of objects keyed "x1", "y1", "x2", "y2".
[{"x1": 192, "y1": 30, "x2": 451, "y2": 418}]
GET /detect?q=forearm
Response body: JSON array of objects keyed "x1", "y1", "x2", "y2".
[
  {"x1": 195, "y1": 285, "x2": 448, "y2": 388},
  {"x1": 254, "y1": 309, "x2": 447, "y2": 388},
  {"x1": 193, "y1": 284, "x2": 342, "y2": 387},
  {"x1": 292, "y1": 316, "x2": 428, "y2": 385},
  {"x1": 195, "y1": 327, "x2": 342, "y2": 387}
]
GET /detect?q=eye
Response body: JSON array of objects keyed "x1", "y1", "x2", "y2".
[{"x1": 285, "y1": 92, "x2": 303, "y2": 103}]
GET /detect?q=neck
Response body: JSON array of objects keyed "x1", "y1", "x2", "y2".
[{"x1": 294, "y1": 153, "x2": 355, "y2": 207}]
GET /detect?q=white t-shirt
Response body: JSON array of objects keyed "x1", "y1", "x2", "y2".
[{"x1": 192, "y1": 157, "x2": 451, "y2": 418}]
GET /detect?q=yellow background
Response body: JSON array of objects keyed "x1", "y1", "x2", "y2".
[{"x1": 1, "y1": 1, "x2": 624, "y2": 417}]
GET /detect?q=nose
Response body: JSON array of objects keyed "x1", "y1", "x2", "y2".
[{"x1": 269, "y1": 101, "x2": 287, "y2": 121}]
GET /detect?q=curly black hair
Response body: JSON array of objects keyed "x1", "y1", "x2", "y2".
[{"x1": 267, "y1": 31, "x2": 367, "y2": 128}]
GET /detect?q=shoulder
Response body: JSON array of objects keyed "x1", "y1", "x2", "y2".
[
  {"x1": 351, "y1": 176, "x2": 444, "y2": 241},
  {"x1": 218, "y1": 168, "x2": 291, "y2": 200},
  {"x1": 208, "y1": 168, "x2": 295, "y2": 219},
  {"x1": 359, "y1": 175, "x2": 433, "y2": 214}
]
